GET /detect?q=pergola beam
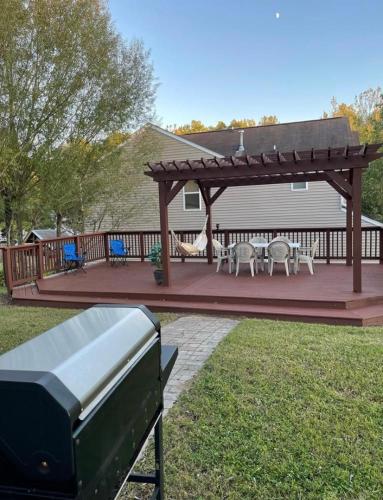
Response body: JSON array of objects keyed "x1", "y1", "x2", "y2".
[
  {"x1": 166, "y1": 180, "x2": 187, "y2": 205},
  {"x1": 146, "y1": 156, "x2": 379, "y2": 183},
  {"x1": 209, "y1": 186, "x2": 227, "y2": 204},
  {"x1": 201, "y1": 172, "x2": 333, "y2": 189},
  {"x1": 325, "y1": 171, "x2": 352, "y2": 197}
]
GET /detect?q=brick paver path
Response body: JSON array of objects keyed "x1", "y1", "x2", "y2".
[{"x1": 162, "y1": 315, "x2": 239, "y2": 413}]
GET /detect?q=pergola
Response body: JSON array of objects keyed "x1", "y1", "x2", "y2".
[{"x1": 146, "y1": 143, "x2": 383, "y2": 292}]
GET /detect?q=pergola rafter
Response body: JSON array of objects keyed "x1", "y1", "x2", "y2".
[{"x1": 146, "y1": 143, "x2": 383, "y2": 292}]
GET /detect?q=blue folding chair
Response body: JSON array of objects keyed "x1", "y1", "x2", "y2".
[
  {"x1": 109, "y1": 239, "x2": 129, "y2": 266},
  {"x1": 63, "y1": 243, "x2": 86, "y2": 272}
]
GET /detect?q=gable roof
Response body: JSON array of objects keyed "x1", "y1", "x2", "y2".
[
  {"x1": 181, "y1": 117, "x2": 359, "y2": 156},
  {"x1": 25, "y1": 229, "x2": 73, "y2": 242},
  {"x1": 147, "y1": 123, "x2": 224, "y2": 157}
]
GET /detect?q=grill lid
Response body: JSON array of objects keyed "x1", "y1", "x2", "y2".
[{"x1": 0, "y1": 306, "x2": 158, "y2": 409}]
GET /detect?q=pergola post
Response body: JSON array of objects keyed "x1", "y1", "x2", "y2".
[
  {"x1": 205, "y1": 188, "x2": 213, "y2": 264},
  {"x1": 346, "y1": 198, "x2": 353, "y2": 266},
  {"x1": 159, "y1": 181, "x2": 171, "y2": 287},
  {"x1": 352, "y1": 168, "x2": 362, "y2": 292}
]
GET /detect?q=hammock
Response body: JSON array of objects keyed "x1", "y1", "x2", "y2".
[{"x1": 171, "y1": 216, "x2": 209, "y2": 257}]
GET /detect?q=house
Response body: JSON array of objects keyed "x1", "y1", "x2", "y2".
[
  {"x1": 99, "y1": 117, "x2": 381, "y2": 231},
  {"x1": 25, "y1": 228, "x2": 73, "y2": 243}
]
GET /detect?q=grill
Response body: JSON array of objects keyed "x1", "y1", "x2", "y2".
[{"x1": 0, "y1": 305, "x2": 177, "y2": 500}]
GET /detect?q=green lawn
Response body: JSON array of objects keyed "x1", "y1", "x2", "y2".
[
  {"x1": 125, "y1": 319, "x2": 383, "y2": 500},
  {"x1": 0, "y1": 305, "x2": 177, "y2": 353}
]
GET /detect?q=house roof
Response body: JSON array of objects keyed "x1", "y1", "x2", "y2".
[
  {"x1": 181, "y1": 117, "x2": 360, "y2": 157},
  {"x1": 25, "y1": 229, "x2": 73, "y2": 241},
  {"x1": 147, "y1": 123, "x2": 224, "y2": 157}
]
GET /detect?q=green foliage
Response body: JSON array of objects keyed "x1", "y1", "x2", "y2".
[
  {"x1": 125, "y1": 319, "x2": 383, "y2": 499},
  {"x1": 229, "y1": 118, "x2": 257, "y2": 128},
  {"x1": 147, "y1": 243, "x2": 162, "y2": 269},
  {"x1": 328, "y1": 87, "x2": 383, "y2": 222},
  {"x1": 0, "y1": 0, "x2": 156, "y2": 242},
  {"x1": 258, "y1": 115, "x2": 279, "y2": 125},
  {"x1": 171, "y1": 116, "x2": 279, "y2": 135}
]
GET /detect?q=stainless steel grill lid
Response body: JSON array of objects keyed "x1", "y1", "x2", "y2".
[{"x1": 0, "y1": 306, "x2": 157, "y2": 409}]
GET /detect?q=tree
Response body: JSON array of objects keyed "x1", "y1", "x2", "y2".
[
  {"x1": 172, "y1": 120, "x2": 208, "y2": 135},
  {"x1": 229, "y1": 118, "x2": 257, "y2": 128},
  {"x1": 258, "y1": 115, "x2": 279, "y2": 126},
  {"x1": 327, "y1": 88, "x2": 383, "y2": 222},
  {"x1": 214, "y1": 120, "x2": 227, "y2": 130},
  {"x1": 0, "y1": 0, "x2": 155, "y2": 242}
]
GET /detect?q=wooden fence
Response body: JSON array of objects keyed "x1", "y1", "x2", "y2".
[{"x1": 2, "y1": 227, "x2": 383, "y2": 292}]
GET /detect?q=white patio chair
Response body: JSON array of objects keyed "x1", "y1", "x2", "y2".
[
  {"x1": 271, "y1": 236, "x2": 291, "y2": 244},
  {"x1": 268, "y1": 241, "x2": 290, "y2": 276},
  {"x1": 249, "y1": 236, "x2": 267, "y2": 271},
  {"x1": 233, "y1": 242, "x2": 256, "y2": 277},
  {"x1": 212, "y1": 239, "x2": 232, "y2": 273},
  {"x1": 297, "y1": 239, "x2": 319, "y2": 275}
]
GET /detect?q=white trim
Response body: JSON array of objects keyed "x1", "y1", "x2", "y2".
[
  {"x1": 183, "y1": 183, "x2": 202, "y2": 211},
  {"x1": 146, "y1": 123, "x2": 224, "y2": 157},
  {"x1": 291, "y1": 182, "x2": 308, "y2": 191},
  {"x1": 339, "y1": 206, "x2": 383, "y2": 227},
  {"x1": 362, "y1": 214, "x2": 383, "y2": 227}
]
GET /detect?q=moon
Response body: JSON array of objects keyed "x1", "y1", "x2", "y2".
[{"x1": 275, "y1": 12, "x2": 280, "y2": 19}]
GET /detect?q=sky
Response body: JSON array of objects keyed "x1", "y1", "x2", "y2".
[{"x1": 108, "y1": 0, "x2": 383, "y2": 128}]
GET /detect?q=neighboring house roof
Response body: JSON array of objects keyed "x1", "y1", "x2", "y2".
[
  {"x1": 147, "y1": 123, "x2": 224, "y2": 157},
  {"x1": 181, "y1": 117, "x2": 359, "y2": 156},
  {"x1": 25, "y1": 229, "x2": 73, "y2": 242}
]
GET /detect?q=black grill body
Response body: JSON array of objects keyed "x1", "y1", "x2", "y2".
[{"x1": 0, "y1": 305, "x2": 177, "y2": 499}]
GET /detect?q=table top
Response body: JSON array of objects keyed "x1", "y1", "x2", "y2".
[{"x1": 228, "y1": 242, "x2": 300, "y2": 249}]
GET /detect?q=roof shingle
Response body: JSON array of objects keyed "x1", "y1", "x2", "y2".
[{"x1": 181, "y1": 117, "x2": 359, "y2": 156}]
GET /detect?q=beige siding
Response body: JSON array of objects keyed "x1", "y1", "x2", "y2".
[{"x1": 96, "y1": 127, "x2": 376, "y2": 231}]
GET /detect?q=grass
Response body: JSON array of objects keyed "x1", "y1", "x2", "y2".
[
  {"x1": 0, "y1": 305, "x2": 177, "y2": 354},
  {"x1": 124, "y1": 319, "x2": 383, "y2": 500}
]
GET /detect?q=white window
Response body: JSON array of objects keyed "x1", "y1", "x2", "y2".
[
  {"x1": 291, "y1": 182, "x2": 308, "y2": 191},
  {"x1": 183, "y1": 181, "x2": 201, "y2": 210}
]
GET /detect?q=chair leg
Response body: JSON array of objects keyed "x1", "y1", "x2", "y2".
[
  {"x1": 229, "y1": 258, "x2": 232, "y2": 274},
  {"x1": 236, "y1": 260, "x2": 239, "y2": 277},
  {"x1": 308, "y1": 259, "x2": 314, "y2": 275},
  {"x1": 249, "y1": 260, "x2": 254, "y2": 277},
  {"x1": 255, "y1": 258, "x2": 258, "y2": 275},
  {"x1": 269, "y1": 259, "x2": 273, "y2": 276},
  {"x1": 285, "y1": 260, "x2": 289, "y2": 277},
  {"x1": 216, "y1": 258, "x2": 221, "y2": 272}
]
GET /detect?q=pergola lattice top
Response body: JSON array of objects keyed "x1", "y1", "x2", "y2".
[{"x1": 146, "y1": 143, "x2": 382, "y2": 190}]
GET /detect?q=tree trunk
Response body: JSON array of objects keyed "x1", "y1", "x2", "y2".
[
  {"x1": 56, "y1": 212, "x2": 63, "y2": 237},
  {"x1": 16, "y1": 209, "x2": 23, "y2": 244},
  {"x1": 3, "y1": 190, "x2": 13, "y2": 245}
]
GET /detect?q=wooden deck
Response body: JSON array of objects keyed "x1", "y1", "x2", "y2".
[{"x1": 12, "y1": 261, "x2": 383, "y2": 326}]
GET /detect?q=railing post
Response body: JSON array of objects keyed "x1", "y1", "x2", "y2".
[
  {"x1": 272, "y1": 230, "x2": 277, "y2": 239},
  {"x1": 180, "y1": 232, "x2": 185, "y2": 263},
  {"x1": 104, "y1": 233, "x2": 110, "y2": 262},
  {"x1": 380, "y1": 228, "x2": 383, "y2": 264},
  {"x1": 326, "y1": 229, "x2": 331, "y2": 264},
  {"x1": 2, "y1": 247, "x2": 13, "y2": 294},
  {"x1": 75, "y1": 235, "x2": 81, "y2": 257},
  {"x1": 224, "y1": 230, "x2": 229, "y2": 248},
  {"x1": 139, "y1": 232, "x2": 145, "y2": 262},
  {"x1": 37, "y1": 241, "x2": 44, "y2": 279}
]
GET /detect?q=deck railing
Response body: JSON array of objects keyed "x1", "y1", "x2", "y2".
[{"x1": 2, "y1": 226, "x2": 382, "y2": 292}]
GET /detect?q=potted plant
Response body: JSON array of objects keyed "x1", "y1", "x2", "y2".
[{"x1": 148, "y1": 243, "x2": 163, "y2": 285}]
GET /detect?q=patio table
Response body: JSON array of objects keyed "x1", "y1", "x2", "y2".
[{"x1": 228, "y1": 241, "x2": 301, "y2": 274}]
